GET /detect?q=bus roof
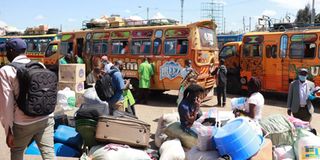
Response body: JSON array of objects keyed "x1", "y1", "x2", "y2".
[{"x1": 0, "y1": 34, "x2": 57, "y2": 39}]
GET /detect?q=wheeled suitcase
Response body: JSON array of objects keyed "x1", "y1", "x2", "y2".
[{"x1": 96, "y1": 116, "x2": 151, "y2": 148}]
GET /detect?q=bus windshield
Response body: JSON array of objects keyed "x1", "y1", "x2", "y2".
[{"x1": 199, "y1": 27, "x2": 216, "y2": 48}]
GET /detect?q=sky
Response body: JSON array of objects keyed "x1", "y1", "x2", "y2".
[{"x1": 0, "y1": 0, "x2": 319, "y2": 33}]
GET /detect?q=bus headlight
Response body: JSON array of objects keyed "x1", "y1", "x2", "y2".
[{"x1": 240, "y1": 77, "x2": 247, "y2": 85}]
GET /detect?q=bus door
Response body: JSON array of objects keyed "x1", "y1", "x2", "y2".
[
  {"x1": 263, "y1": 38, "x2": 281, "y2": 92},
  {"x1": 240, "y1": 36, "x2": 264, "y2": 89},
  {"x1": 76, "y1": 38, "x2": 84, "y2": 58}
]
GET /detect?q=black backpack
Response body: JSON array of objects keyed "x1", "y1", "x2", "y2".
[
  {"x1": 9, "y1": 62, "x2": 58, "y2": 116},
  {"x1": 95, "y1": 72, "x2": 115, "y2": 102}
]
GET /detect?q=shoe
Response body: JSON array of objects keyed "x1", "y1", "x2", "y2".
[{"x1": 214, "y1": 103, "x2": 221, "y2": 107}]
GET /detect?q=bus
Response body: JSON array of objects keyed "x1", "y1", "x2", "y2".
[
  {"x1": 217, "y1": 34, "x2": 243, "y2": 50},
  {"x1": 46, "y1": 19, "x2": 219, "y2": 92},
  {"x1": 0, "y1": 34, "x2": 58, "y2": 68},
  {"x1": 220, "y1": 28, "x2": 320, "y2": 101}
]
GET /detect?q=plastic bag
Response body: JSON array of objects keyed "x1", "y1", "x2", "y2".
[
  {"x1": 231, "y1": 97, "x2": 247, "y2": 110},
  {"x1": 192, "y1": 121, "x2": 217, "y2": 151},
  {"x1": 57, "y1": 87, "x2": 76, "y2": 110},
  {"x1": 155, "y1": 112, "x2": 180, "y2": 148},
  {"x1": 159, "y1": 139, "x2": 185, "y2": 160},
  {"x1": 186, "y1": 146, "x2": 220, "y2": 160}
]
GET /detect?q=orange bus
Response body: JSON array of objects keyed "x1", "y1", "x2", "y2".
[
  {"x1": 46, "y1": 19, "x2": 219, "y2": 92},
  {"x1": 220, "y1": 29, "x2": 320, "y2": 97},
  {"x1": 0, "y1": 34, "x2": 58, "y2": 68}
]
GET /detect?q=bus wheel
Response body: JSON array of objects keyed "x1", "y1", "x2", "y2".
[{"x1": 227, "y1": 76, "x2": 242, "y2": 94}]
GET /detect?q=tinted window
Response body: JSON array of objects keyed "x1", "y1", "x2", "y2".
[
  {"x1": 112, "y1": 41, "x2": 128, "y2": 54},
  {"x1": 164, "y1": 40, "x2": 177, "y2": 55},
  {"x1": 131, "y1": 40, "x2": 151, "y2": 55},
  {"x1": 243, "y1": 44, "x2": 262, "y2": 57},
  {"x1": 220, "y1": 45, "x2": 236, "y2": 58},
  {"x1": 92, "y1": 40, "x2": 108, "y2": 55},
  {"x1": 153, "y1": 38, "x2": 162, "y2": 55},
  {"x1": 290, "y1": 42, "x2": 316, "y2": 59}
]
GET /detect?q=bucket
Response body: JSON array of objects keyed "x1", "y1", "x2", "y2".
[
  {"x1": 231, "y1": 97, "x2": 247, "y2": 110},
  {"x1": 75, "y1": 119, "x2": 98, "y2": 148},
  {"x1": 214, "y1": 118, "x2": 263, "y2": 160}
]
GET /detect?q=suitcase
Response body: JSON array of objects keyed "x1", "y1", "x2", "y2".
[{"x1": 96, "y1": 116, "x2": 151, "y2": 148}]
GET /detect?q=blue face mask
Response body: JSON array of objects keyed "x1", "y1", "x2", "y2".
[{"x1": 298, "y1": 75, "x2": 307, "y2": 81}]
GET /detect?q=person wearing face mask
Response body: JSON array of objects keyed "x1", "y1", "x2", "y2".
[{"x1": 287, "y1": 68, "x2": 315, "y2": 122}]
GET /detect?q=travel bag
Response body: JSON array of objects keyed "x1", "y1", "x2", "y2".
[
  {"x1": 75, "y1": 103, "x2": 109, "y2": 121},
  {"x1": 95, "y1": 115, "x2": 151, "y2": 148}
]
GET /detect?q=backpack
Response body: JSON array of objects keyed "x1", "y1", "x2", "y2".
[
  {"x1": 95, "y1": 72, "x2": 115, "y2": 102},
  {"x1": 9, "y1": 61, "x2": 58, "y2": 116}
]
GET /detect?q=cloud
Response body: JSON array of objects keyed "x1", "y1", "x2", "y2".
[
  {"x1": 127, "y1": 16, "x2": 143, "y2": 20},
  {"x1": 0, "y1": 20, "x2": 21, "y2": 32},
  {"x1": 261, "y1": 10, "x2": 277, "y2": 17},
  {"x1": 67, "y1": 18, "x2": 76, "y2": 22},
  {"x1": 152, "y1": 12, "x2": 166, "y2": 19},
  {"x1": 125, "y1": 9, "x2": 131, "y2": 13},
  {"x1": 0, "y1": 20, "x2": 7, "y2": 27},
  {"x1": 34, "y1": 14, "x2": 45, "y2": 20}
]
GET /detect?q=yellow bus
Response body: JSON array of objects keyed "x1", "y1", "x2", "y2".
[
  {"x1": 221, "y1": 28, "x2": 320, "y2": 100},
  {"x1": 0, "y1": 34, "x2": 58, "y2": 68},
  {"x1": 46, "y1": 19, "x2": 219, "y2": 92}
]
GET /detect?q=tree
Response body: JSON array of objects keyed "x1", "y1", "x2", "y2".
[
  {"x1": 315, "y1": 13, "x2": 320, "y2": 23},
  {"x1": 295, "y1": 4, "x2": 311, "y2": 23}
]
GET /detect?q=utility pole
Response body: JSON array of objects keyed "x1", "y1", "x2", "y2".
[
  {"x1": 181, "y1": 0, "x2": 184, "y2": 24},
  {"x1": 311, "y1": 0, "x2": 315, "y2": 25},
  {"x1": 224, "y1": 17, "x2": 226, "y2": 34},
  {"x1": 147, "y1": 7, "x2": 149, "y2": 20},
  {"x1": 249, "y1": 17, "x2": 251, "y2": 32},
  {"x1": 243, "y1": 16, "x2": 246, "y2": 32}
]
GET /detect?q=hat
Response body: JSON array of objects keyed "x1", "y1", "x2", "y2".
[
  {"x1": 0, "y1": 38, "x2": 27, "y2": 51},
  {"x1": 299, "y1": 68, "x2": 308, "y2": 73}
]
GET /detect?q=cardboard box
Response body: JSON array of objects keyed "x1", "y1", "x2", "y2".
[
  {"x1": 59, "y1": 64, "x2": 86, "y2": 83},
  {"x1": 58, "y1": 82, "x2": 85, "y2": 93},
  {"x1": 250, "y1": 138, "x2": 273, "y2": 160}
]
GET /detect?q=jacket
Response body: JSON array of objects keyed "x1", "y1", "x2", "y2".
[{"x1": 287, "y1": 80, "x2": 314, "y2": 114}]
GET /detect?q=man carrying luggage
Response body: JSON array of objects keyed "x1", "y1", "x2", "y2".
[{"x1": 0, "y1": 38, "x2": 55, "y2": 160}]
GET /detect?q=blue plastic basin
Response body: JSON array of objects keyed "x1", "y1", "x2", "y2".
[
  {"x1": 214, "y1": 118, "x2": 263, "y2": 160},
  {"x1": 54, "y1": 125, "x2": 82, "y2": 149}
]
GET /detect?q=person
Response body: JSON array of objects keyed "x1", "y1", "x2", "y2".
[
  {"x1": 86, "y1": 67, "x2": 103, "y2": 85},
  {"x1": 109, "y1": 60, "x2": 130, "y2": 114},
  {"x1": 101, "y1": 55, "x2": 113, "y2": 73},
  {"x1": 74, "y1": 54, "x2": 84, "y2": 64},
  {"x1": 177, "y1": 59, "x2": 197, "y2": 105},
  {"x1": 178, "y1": 84, "x2": 204, "y2": 137},
  {"x1": 121, "y1": 42, "x2": 129, "y2": 54},
  {"x1": 234, "y1": 77, "x2": 264, "y2": 121},
  {"x1": 287, "y1": 68, "x2": 315, "y2": 122},
  {"x1": 0, "y1": 38, "x2": 55, "y2": 159},
  {"x1": 211, "y1": 59, "x2": 227, "y2": 107},
  {"x1": 59, "y1": 53, "x2": 72, "y2": 64},
  {"x1": 138, "y1": 57, "x2": 154, "y2": 104}
]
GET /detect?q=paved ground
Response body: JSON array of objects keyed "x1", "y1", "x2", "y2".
[{"x1": 0, "y1": 90, "x2": 319, "y2": 159}]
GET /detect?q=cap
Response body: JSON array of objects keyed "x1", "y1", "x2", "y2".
[
  {"x1": 299, "y1": 68, "x2": 308, "y2": 73},
  {"x1": 0, "y1": 38, "x2": 27, "y2": 51}
]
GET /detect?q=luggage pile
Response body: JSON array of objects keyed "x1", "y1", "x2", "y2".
[{"x1": 58, "y1": 64, "x2": 86, "y2": 108}]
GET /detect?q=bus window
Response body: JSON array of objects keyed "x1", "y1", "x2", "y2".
[
  {"x1": 60, "y1": 42, "x2": 73, "y2": 55},
  {"x1": 153, "y1": 38, "x2": 162, "y2": 55},
  {"x1": 177, "y1": 39, "x2": 188, "y2": 54},
  {"x1": 155, "y1": 30, "x2": 163, "y2": 38},
  {"x1": 131, "y1": 40, "x2": 151, "y2": 55},
  {"x1": 243, "y1": 44, "x2": 262, "y2": 57},
  {"x1": 290, "y1": 42, "x2": 316, "y2": 59},
  {"x1": 199, "y1": 27, "x2": 215, "y2": 48},
  {"x1": 220, "y1": 45, "x2": 236, "y2": 58},
  {"x1": 45, "y1": 44, "x2": 58, "y2": 57},
  {"x1": 112, "y1": 41, "x2": 128, "y2": 54},
  {"x1": 27, "y1": 39, "x2": 39, "y2": 52},
  {"x1": 271, "y1": 45, "x2": 277, "y2": 58},
  {"x1": 280, "y1": 35, "x2": 288, "y2": 58},
  {"x1": 266, "y1": 45, "x2": 277, "y2": 58},
  {"x1": 92, "y1": 40, "x2": 108, "y2": 55},
  {"x1": 164, "y1": 40, "x2": 177, "y2": 55}
]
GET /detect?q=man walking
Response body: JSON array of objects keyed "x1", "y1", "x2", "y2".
[
  {"x1": 138, "y1": 57, "x2": 154, "y2": 104},
  {"x1": 0, "y1": 38, "x2": 55, "y2": 160},
  {"x1": 287, "y1": 68, "x2": 315, "y2": 122},
  {"x1": 211, "y1": 59, "x2": 227, "y2": 107}
]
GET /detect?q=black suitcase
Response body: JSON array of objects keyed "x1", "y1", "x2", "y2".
[{"x1": 75, "y1": 103, "x2": 109, "y2": 121}]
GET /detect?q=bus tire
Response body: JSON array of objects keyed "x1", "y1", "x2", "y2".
[{"x1": 227, "y1": 76, "x2": 242, "y2": 94}]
